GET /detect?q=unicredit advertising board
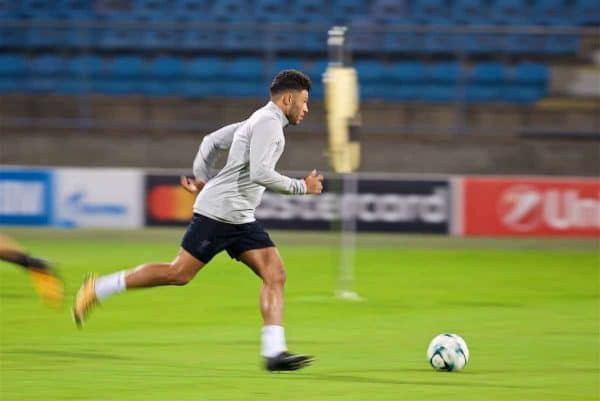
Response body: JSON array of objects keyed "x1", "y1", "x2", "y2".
[
  {"x1": 461, "y1": 177, "x2": 600, "y2": 237},
  {"x1": 145, "y1": 174, "x2": 452, "y2": 233}
]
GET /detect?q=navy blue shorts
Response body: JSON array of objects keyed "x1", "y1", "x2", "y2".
[{"x1": 181, "y1": 214, "x2": 275, "y2": 263}]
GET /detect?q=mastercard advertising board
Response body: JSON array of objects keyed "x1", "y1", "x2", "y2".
[
  {"x1": 145, "y1": 174, "x2": 195, "y2": 226},
  {"x1": 461, "y1": 177, "x2": 600, "y2": 237}
]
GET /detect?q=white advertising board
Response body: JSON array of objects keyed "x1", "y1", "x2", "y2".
[{"x1": 54, "y1": 168, "x2": 143, "y2": 228}]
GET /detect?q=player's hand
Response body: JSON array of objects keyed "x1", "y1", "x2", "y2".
[
  {"x1": 304, "y1": 170, "x2": 323, "y2": 194},
  {"x1": 180, "y1": 176, "x2": 206, "y2": 195}
]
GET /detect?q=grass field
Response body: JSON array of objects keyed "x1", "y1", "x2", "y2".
[{"x1": 0, "y1": 228, "x2": 598, "y2": 401}]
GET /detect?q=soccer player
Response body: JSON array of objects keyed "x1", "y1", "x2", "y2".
[
  {"x1": 73, "y1": 70, "x2": 323, "y2": 372},
  {"x1": 0, "y1": 233, "x2": 64, "y2": 309}
]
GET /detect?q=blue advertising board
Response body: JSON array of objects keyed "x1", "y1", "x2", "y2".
[{"x1": 0, "y1": 169, "x2": 54, "y2": 226}]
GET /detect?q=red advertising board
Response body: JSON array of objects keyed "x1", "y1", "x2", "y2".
[{"x1": 462, "y1": 177, "x2": 600, "y2": 237}]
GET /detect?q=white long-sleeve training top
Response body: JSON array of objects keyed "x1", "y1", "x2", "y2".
[{"x1": 192, "y1": 101, "x2": 307, "y2": 224}]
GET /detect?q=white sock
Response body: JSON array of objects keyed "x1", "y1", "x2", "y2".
[
  {"x1": 261, "y1": 325, "x2": 287, "y2": 358},
  {"x1": 95, "y1": 271, "x2": 126, "y2": 301}
]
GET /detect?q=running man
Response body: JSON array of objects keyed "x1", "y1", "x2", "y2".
[
  {"x1": 0, "y1": 233, "x2": 64, "y2": 309},
  {"x1": 73, "y1": 70, "x2": 323, "y2": 371}
]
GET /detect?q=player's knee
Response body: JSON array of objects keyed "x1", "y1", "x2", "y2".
[
  {"x1": 263, "y1": 263, "x2": 286, "y2": 287},
  {"x1": 167, "y1": 264, "x2": 195, "y2": 286}
]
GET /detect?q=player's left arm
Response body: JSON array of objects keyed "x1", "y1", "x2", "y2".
[{"x1": 249, "y1": 118, "x2": 308, "y2": 195}]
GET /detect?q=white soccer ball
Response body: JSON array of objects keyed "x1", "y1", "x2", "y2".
[{"x1": 427, "y1": 333, "x2": 469, "y2": 372}]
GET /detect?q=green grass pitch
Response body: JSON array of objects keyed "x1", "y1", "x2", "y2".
[{"x1": 0, "y1": 228, "x2": 598, "y2": 401}]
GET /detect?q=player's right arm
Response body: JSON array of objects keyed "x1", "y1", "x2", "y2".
[
  {"x1": 181, "y1": 121, "x2": 245, "y2": 194},
  {"x1": 192, "y1": 121, "x2": 245, "y2": 182}
]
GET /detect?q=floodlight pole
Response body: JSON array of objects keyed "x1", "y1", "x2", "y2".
[{"x1": 325, "y1": 26, "x2": 363, "y2": 301}]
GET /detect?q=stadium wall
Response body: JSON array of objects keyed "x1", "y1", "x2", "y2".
[{"x1": 1, "y1": 166, "x2": 598, "y2": 237}]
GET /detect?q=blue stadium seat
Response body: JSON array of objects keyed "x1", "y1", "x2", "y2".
[
  {"x1": 543, "y1": 34, "x2": 579, "y2": 54},
  {"x1": 0, "y1": 28, "x2": 24, "y2": 48},
  {"x1": 349, "y1": 18, "x2": 380, "y2": 52},
  {"x1": 227, "y1": 57, "x2": 265, "y2": 80},
  {"x1": 428, "y1": 61, "x2": 461, "y2": 83},
  {"x1": 95, "y1": 0, "x2": 134, "y2": 20},
  {"x1": 212, "y1": 0, "x2": 252, "y2": 22},
  {"x1": 455, "y1": 33, "x2": 504, "y2": 54},
  {"x1": 19, "y1": 0, "x2": 55, "y2": 19},
  {"x1": 222, "y1": 30, "x2": 260, "y2": 52},
  {"x1": 181, "y1": 29, "x2": 222, "y2": 51},
  {"x1": 533, "y1": 0, "x2": 571, "y2": 26},
  {"x1": 255, "y1": 0, "x2": 290, "y2": 23},
  {"x1": 181, "y1": 57, "x2": 223, "y2": 98},
  {"x1": 466, "y1": 84, "x2": 501, "y2": 102},
  {"x1": 272, "y1": 57, "x2": 303, "y2": 75},
  {"x1": 26, "y1": 54, "x2": 65, "y2": 93},
  {"x1": 293, "y1": 0, "x2": 331, "y2": 24},
  {"x1": 452, "y1": 0, "x2": 491, "y2": 25},
  {"x1": 576, "y1": 0, "x2": 600, "y2": 26},
  {"x1": 383, "y1": 31, "x2": 423, "y2": 53},
  {"x1": 332, "y1": 0, "x2": 369, "y2": 24},
  {"x1": 413, "y1": 0, "x2": 451, "y2": 25},
  {"x1": 59, "y1": 55, "x2": 103, "y2": 94},
  {"x1": 424, "y1": 32, "x2": 461, "y2": 53},
  {"x1": 503, "y1": 85, "x2": 545, "y2": 103},
  {"x1": 490, "y1": 0, "x2": 532, "y2": 25},
  {"x1": 355, "y1": 59, "x2": 386, "y2": 82},
  {"x1": 512, "y1": 62, "x2": 548, "y2": 84},
  {"x1": 57, "y1": 0, "x2": 92, "y2": 20},
  {"x1": 99, "y1": 28, "x2": 142, "y2": 50},
  {"x1": 0, "y1": 0, "x2": 20, "y2": 19},
  {"x1": 421, "y1": 84, "x2": 459, "y2": 102},
  {"x1": 142, "y1": 56, "x2": 183, "y2": 96},
  {"x1": 470, "y1": 62, "x2": 505, "y2": 83},
  {"x1": 140, "y1": 29, "x2": 178, "y2": 50},
  {"x1": 133, "y1": 0, "x2": 170, "y2": 21},
  {"x1": 503, "y1": 33, "x2": 545, "y2": 55},
  {"x1": 96, "y1": 55, "x2": 143, "y2": 95},
  {"x1": 387, "y1": 61, "x2": 425, "y2": 82},
  {"x1": 172, "y1": 0, "x2": 211, "y2": 21},
  {"x1": 371, "y1": 0, "x2": 412, "y2": 24},
  {"x1": 0, "y1": 54, "x2": 26, "y2": 92}
]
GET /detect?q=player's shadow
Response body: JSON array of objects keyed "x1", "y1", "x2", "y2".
[
  {"x1": 3, "y1": 349, "x2": 133, "y2": 361},
  {"x1": 298, "y1": 371, "x2": 537, "y2": 390}
]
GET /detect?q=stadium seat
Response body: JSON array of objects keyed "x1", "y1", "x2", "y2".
[
  {"x1": 255, "y1": 0, "x2": 290, "y2": 23},
  {"x1": 491, "y1": 0, "x2": 532, "y2": 25},
  {"x1": 413, "y1": 0, "x2": 451, "y2": 25},
  {"x1": 428, "y1": 61, "x2": 461, "y2": 83},
  {"x1": 466, "y1": 84, "x2": 501, "y2": 102},
  {"x1": 272, "y1": 57, "x2": 303, "y2": 75},
  {"x1": 576, "y1": 0, "x2": 600, "y2": 26},
  {"x1": 387, "y1": 61, "x2": 425, "y2": 82},
  {"x1": 370, "y1": 0, "x2": 412, "y2": 24},
  {"x1": 212, "y1": 0, "x2": 252, "y2": 22},
  {"x1": 19, "y1": 0, "x2": 55, "y2": 19},
  {"x1": 0, "y1": 0, "x2": 20, "y2": 19},
  {"x1": 94, "y1": 0, "x2": 134, "y2": 20},
  {"x1": 99, "y1": 28, "x2": 142, "y2": 50},
  {"x1": 421, "y1": 84, "x2": 459, "y2": 102},
  {"x1": 355, "y1": 59, "x2": 386, "y2": 83},
  {"x1": 57, "y1": 0, "x2": 92, "y2": 20},
  {"x1": 59, "y1": 55, "x2": 103, "y2": 94},
  {"x1": 469, "y1": 62, "x2": 505, "y2": 83},
  {"x1": 133, "y1": 0, "x2": 169, "y2": 22},
  {"x1": 383, "y1": 31, "x2": 424, "y2": 53},
  {"x1": 173, "y1": 0, "x2": 211, "y2": 21},
  {"x1": 452, "y1": 0, "x2": 491, "y2": 25},
  {"x1": 543, "y1": 34, "x2": 579, "y2": 54},
  {"x1": 140, "y1": 29, "x2": 178, "y2": 50},
  {"x1": 26, "y1": 54, "x2": 65, "y2": 93},
  {"x1": 0, "y1": 53, "x2": 26, "y2": 92},
  {"x1": 332, "y1": 0, "x2": 369, "y2": 24},
  {"x1": 96, "y1": 55, "x2": 143, "y2": 95},
  {"x1": 533, "y1": 0, "x2": 571, "y2": 26},
  {"x1": 143, "y1": 56, "x2": 184, "y2": 96},
  {"x1": 292, "y1": 0, "x2": 331, "y2": 24},
  {"x1": 181, "y1": 56, "x2": 223, "y2": 97},
  {"x1": 222, "y1": 30, "x2": 260, "y2": 52},
  {"x1": 181, "y1": 29, "x2": 222, "y2": 51},
  {"x1": 512, "y1": 62, "x2": 548, "y2": 84},
  {"x1": 226, "y1": 57, "x2": 265, "y2": 80},
  {"x1": 0, "y1": 28, "x2": 25, "y2": 48},
  {"x1": 349, "y1": 18, "x2": 380, "y2": 53}
]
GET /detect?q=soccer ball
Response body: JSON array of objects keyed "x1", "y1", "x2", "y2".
[{"x1": 427, "y1": 333, "x2": 469, "y2": 372}]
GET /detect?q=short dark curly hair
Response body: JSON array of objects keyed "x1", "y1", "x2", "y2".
[{"x1": 270, "y1": 69, "x2": 312, "y2": 96}]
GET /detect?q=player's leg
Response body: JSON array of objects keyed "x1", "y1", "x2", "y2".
[
  {"x1": 0, "y1": 234, "x2": 64, "y2": 308},
  {"x1": 73, "y1": 214, "x2": 219, "y2": 327},
  {"x1": 73, "y1": 248, "x2": 206, "y2": 327},
  {"x1": 238, "y1": 246, "x2": 313, "y2": 371}
]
